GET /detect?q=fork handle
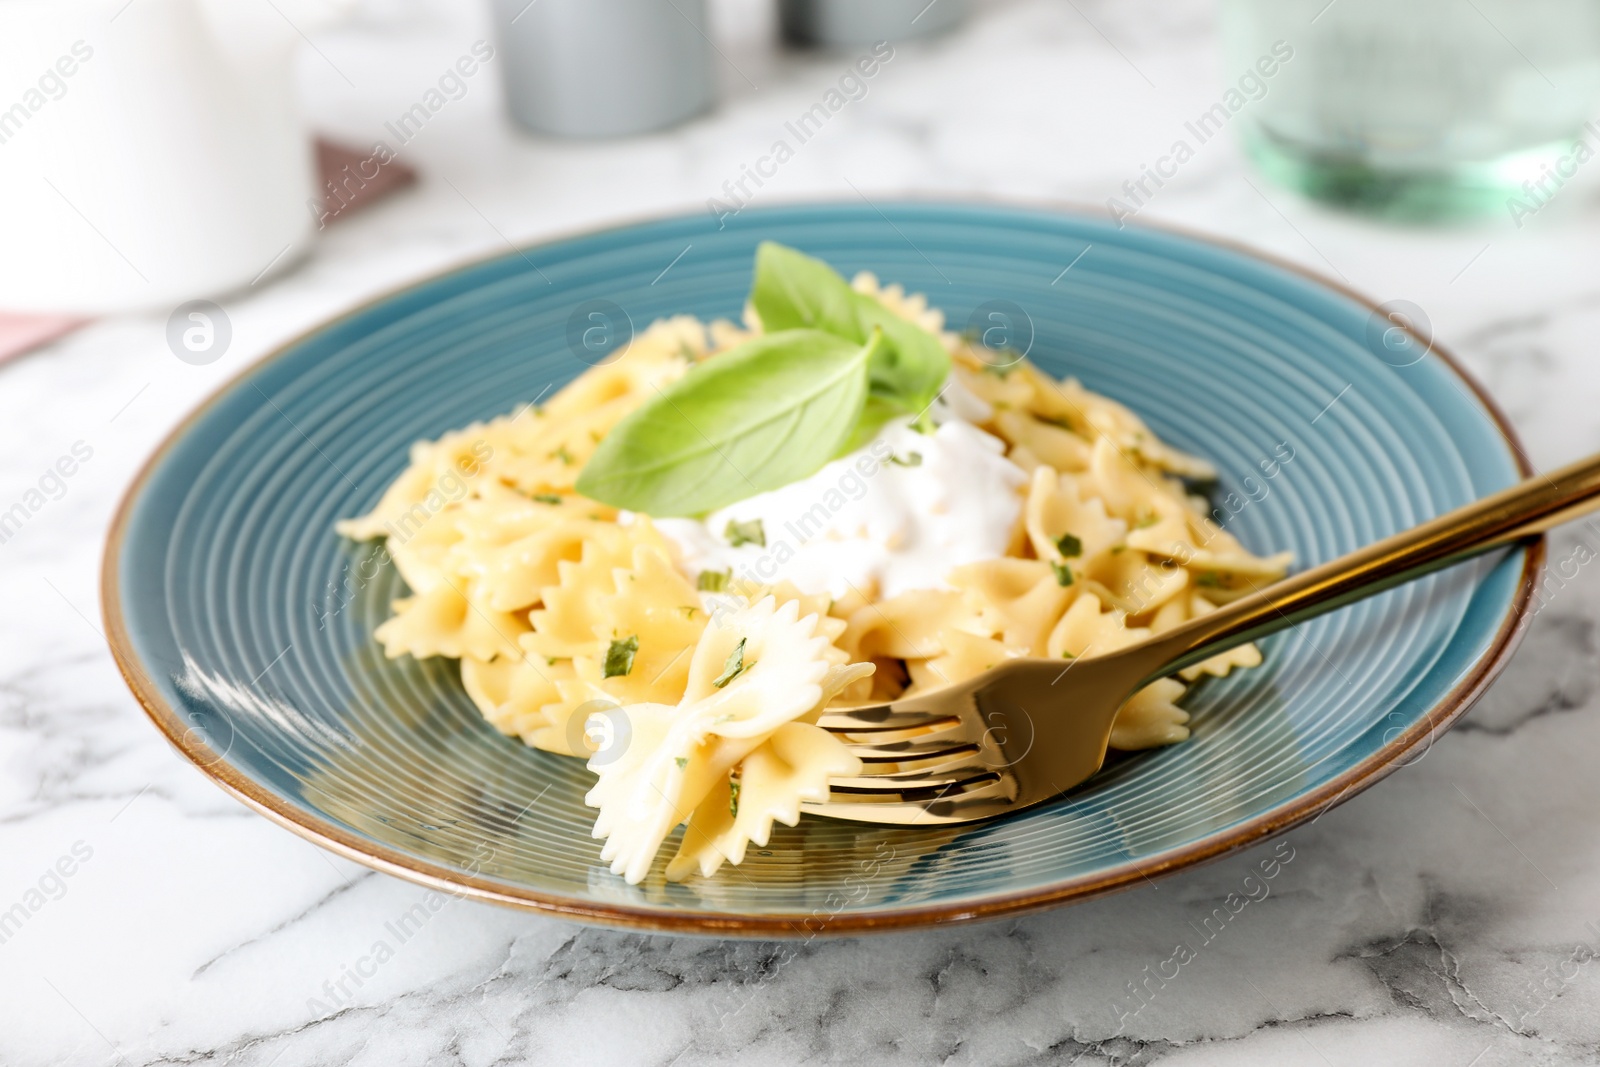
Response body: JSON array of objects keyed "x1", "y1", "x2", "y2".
[{"x1": 1141, "y1": 450, "x2": 1600, "y2": 682}]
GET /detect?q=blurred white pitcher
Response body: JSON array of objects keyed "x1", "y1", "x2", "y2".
[{"x1": 0, "y1": 0, "x2": 352, "y2": 314}]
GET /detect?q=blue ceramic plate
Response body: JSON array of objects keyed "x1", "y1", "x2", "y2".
[{"x1": 104, "y1": 201, "x2": 1539, "y2": 934}]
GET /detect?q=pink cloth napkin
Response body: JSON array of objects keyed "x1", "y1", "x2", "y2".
[
  {"x1": 0, "y1": 138, "x2": 417, "y2": 364},
  {"x1": 0, "y1": 314, "x2": 87, "y2": 362}
]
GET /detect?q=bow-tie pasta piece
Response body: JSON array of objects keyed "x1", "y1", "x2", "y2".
[{"x1": 584, "y1": 597, "x2": 871, "y2": 885}]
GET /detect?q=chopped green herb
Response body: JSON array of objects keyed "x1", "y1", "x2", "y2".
[
  {"x1": 888, "y1": 451, "x2": 923, "y2": 467},
  {"x1": 729, "y1": 775, "x2": 742, "y2": 817},
  {"x1": 1055, "y1": 532, "x2": 1083, "y2": 558},
  {"x1": 1051, "y1": 561, "x2": 1074, "y2": 587},
  {"x1": 1039, "y1": 414, "x2": 1078, "y2": 434},
  {"x1": 1195, "y1": 571, "x2": 1226, "y2": 588},
  {"x1": 678, "y1": 605, "x2": 699, "y2": 619},
  {"x1": 674, "y1": 757, "x2": 688, "y2": 769},
  {"x1": 697, "y1": 569, "x2": 732, "y2": 592},
  {"x1": 1133, "y1": 513, "x2": 1160, "y2": 530},
  {"x1": 713, "y1": 638, "x2": 749, "y2": 688},
  {"x1": 1061, "y1": 650, "x2": 1076, "y2": 660},
  {"x1": 980, "y1": 357, "x2": 1019, "y2": 378},
  {"x1": 1110, "y1": 544, "x2": 1127, "y2": 555},
  {"x1": 724, "y1": 518, "x2": 765, "y2": 548},
  {"x1": 546, "y1": 656, "x2": 561, "y2": 666},
  {"x1": 550, "y1": 444, "x2": 575, "y2": 466},
  {"x1": 532, "y1": 493, "x2": 563, "y2": 505},
  {"x1": 602, "y1": 635, "x2": 638, "y2": 678}
]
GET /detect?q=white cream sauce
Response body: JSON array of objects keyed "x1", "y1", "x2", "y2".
[{"x1": 651, "y1": 380, "x2": 1028, "y2": 600}]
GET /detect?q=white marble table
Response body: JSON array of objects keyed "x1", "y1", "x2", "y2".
[{"x1": 5, "y1": 1, "x2": 1600, "y2": 1063}]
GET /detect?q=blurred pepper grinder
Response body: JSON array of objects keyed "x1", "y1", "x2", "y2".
[
  {"x1": 490, "y1": 0, "x2": 716, "y2": 138},
  {"x1": 778, "y1": 0, "x2": 966, "y2": 47}
]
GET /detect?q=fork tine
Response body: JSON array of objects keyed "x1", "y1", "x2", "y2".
[
  {"x1": 825, "y1": 762, "x2": 999, "y2": 795},
  {"x1": 817, "y1": 706, "x2": 961, "y2": 733},
  {"x1": 801, "y1": 778, "x2": 1018, "y2": 825},
  {"x1": 848, "y1": 737, "x2": 982, "y2": 763}
]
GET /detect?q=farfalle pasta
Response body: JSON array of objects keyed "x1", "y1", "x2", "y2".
[
  {"x1": 339, "y1": 245, "x2": 1291, "y2": 883},
  {"x1": 587, "y1": 597, "x2": 871, "y2": 883}
]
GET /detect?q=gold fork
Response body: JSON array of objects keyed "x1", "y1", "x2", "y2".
[{"x1": 802, "y1": 451, "x2": 1600, "y2": 826}]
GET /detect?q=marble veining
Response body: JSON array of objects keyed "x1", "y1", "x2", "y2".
[{"x1": 4, "y1": 0, "x2": 1600, "y2": 1063}]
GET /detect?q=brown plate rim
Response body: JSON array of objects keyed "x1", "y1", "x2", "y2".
[{"x1": 101, "y1": 195, "x2": 1545, "y2": 936}]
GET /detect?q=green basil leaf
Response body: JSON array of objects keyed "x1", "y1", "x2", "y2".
[
  {"x1": 751, "y1": 242, "x2": 950, "y2": 421},
  {"x1": 838, "y1": 395, "x2": 909, "y2": 454},
  {"x1": 575, "y1": 328, "x2": 879, "y2": 516},
  {"x1": 856, "y1": 297, "x2": 951, "y2": 414},
  {"x1": 749, "y1": 242, "x2": 860, "y2": 336}
]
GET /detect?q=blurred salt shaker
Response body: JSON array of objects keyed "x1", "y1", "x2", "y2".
[
  {"x1": 778, "y1": 0, "x2": 966, "y2": 47},
  {"x1": 490, "y1": 0, "x2": 715, "y2": 138}
]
